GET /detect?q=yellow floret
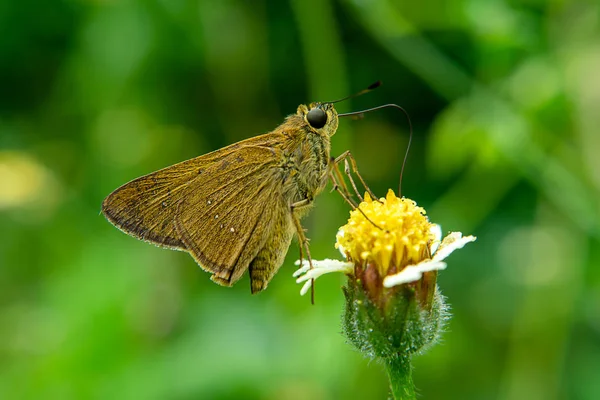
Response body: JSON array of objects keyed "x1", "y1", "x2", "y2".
[{"x1": 336, "y1": 190, "x2": 434, "y2": 276}]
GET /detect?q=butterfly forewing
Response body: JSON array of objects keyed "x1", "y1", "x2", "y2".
[{"x1": 102, "y1": 133, "x2": 287, "y2": 286}]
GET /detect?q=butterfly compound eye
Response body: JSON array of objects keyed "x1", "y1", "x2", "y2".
[{"x1": 307, "y1": 108, "x2": 328, "y2": 129}]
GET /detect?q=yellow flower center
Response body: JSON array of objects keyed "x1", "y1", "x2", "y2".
[{"x1": 336, "y1": 190, "x2": 434, "y2": 276}]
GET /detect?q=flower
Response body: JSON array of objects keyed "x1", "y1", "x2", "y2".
[
  {"x1": 295, "y1": 189, "x2": 476, "y2": 309},
  {"x1": 295, "y1": 189, "x2": 476, "y2": 358},
  {"x1": 294, "y1": 189, "x2": 476, "y2": 399}
]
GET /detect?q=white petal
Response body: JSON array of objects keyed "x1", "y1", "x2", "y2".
[
  {"x1": 293, "y1": 259, "x2": 310, "y2": 277},
  {"x1": 429, "y1": 224, "x2": 442, "y2": 255},
  {"x1": 383, "y1": 260, "x2": 447, "y2": 288},
  {"x1": 293, "y1": 258, "x2": 352, "y2": 277},
  {"x1": 294, "y1": 259, "x2": 354, "y2": 282},
  {"x1": 293, "y1": 259, "x2": 354, "y2": 296},
  {"x1": 432, "y1": 232, "x2": 477, "y2": 262},
  {"x1": 300, "y1": 280, "x2": 313, "y2": 296}
]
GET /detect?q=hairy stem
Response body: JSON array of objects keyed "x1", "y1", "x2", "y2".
[{"x1": 385, "y1": 355, "x2": 416, "y2": 400}]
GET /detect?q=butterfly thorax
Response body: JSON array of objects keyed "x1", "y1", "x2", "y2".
[
  {"x1": 298, "y1": 126, "x2": 331, "y2": 198},
  {"x1": 276, "y1": 114, "x2": 333, "y2": 209}
]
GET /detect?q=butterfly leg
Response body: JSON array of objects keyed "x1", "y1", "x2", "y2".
[
  {"x1": 334, "y1": 150, "x2": 378, "y2": 201},
  {"x1": 329, "y1": 159, "x2": 359, "y2": 208},
  {"x1": 330, "y1": 170, "x2": 359, "y2": 209},
  {"x1": 290, "y1": 198, "x2": 315, "y2": 304},
  {"x1": 329, "y1": 154, "x2": 386, "y2": 232}
]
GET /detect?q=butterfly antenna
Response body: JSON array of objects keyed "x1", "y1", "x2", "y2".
[
  {"x1": 339, "y1": 104, "x2": 413, "y2": 197},
  {"x1": 326, "y1": 81, "x2": 382, "y2": 104}
]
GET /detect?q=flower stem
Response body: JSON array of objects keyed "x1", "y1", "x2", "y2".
[{"x1": 384, "y1": 355, "x2": 416, "y2": 400}]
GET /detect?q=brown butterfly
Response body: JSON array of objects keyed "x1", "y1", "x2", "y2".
[{"x1": 102, "y1": 83, "x2": 384, "y2": 294}]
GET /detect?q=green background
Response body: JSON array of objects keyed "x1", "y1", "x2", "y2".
[{"x1": 2, "y1": 0, "x2": 599, "y2": 399}]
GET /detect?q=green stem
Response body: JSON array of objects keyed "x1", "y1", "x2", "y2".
[{"x1": 384, "y1": 355, "x2": 416, "y2": 400}]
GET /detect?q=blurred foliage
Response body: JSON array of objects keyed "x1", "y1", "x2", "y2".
[{"x1": 1, "y1": 0, "x2": 600, "y2": 399}]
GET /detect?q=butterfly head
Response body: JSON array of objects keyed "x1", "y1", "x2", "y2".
[{"x1": 297, "y1": 102, "x2": 339, "y2": 137}]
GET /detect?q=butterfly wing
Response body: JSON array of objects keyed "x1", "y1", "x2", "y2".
[
  {"x1": 174, "y1": 145, "x2": 287, "y2": 286},
  {"x1": 102, "y1": 156, "x2": 202, "y2": 250},
  {"x1": 102, "y1": 133, "x2": 288, "y2": 286}
]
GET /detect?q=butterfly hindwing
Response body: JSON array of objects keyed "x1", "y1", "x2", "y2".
[
  {"x1": 174, "y1": 144, "x2": 286, "y2": 286},
  {"x1": 101, "y1": 156, "x2": 202, "y2": 249}
]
